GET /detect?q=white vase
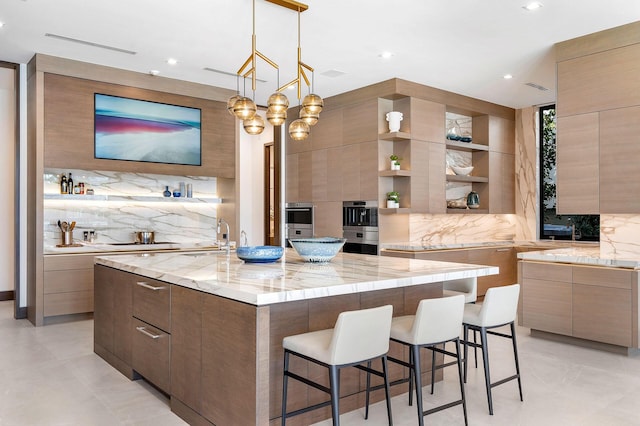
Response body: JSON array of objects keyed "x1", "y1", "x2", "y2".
[
  {"x1": 385, "y1": 111, "x2": 403, "y2": 133},
  {"x1": 387, "y1": 200, "x2": 399, "y2": 208},
  {"x1": 391, "y1": 161, "x2": 400, "y2": 170}
]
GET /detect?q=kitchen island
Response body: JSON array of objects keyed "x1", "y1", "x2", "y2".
[{"x1": 94, "y1": 249, "x2": 497, "y2": 426}]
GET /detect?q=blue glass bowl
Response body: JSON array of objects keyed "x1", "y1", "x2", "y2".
[
  {"x1": 236, "y1": 245, "x2": 284, "y2": 263},
  {"x1": 288, "y1": 237, "x2": 347, "y2": 263}
]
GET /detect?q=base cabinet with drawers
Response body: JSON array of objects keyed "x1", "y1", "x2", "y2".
[{"x1": 520, "y1": 261, "x2": 639, "y2": 348}]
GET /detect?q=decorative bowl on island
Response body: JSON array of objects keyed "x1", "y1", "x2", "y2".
[
  {"x1": 236, "y1": 245, "x2": 284, "y2": 263},
  {"x1": 451, "y1": 165, "x2": 474, "y2": 176},
  {"x1": 288, "y1": 237, "x2": 347, "y2": 263}
]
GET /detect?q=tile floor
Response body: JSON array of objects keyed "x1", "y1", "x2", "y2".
[{"x1": 2, "y1": 300, "x2": 640, "y2": 425}]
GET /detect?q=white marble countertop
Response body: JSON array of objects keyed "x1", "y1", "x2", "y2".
[
  {"x1": 381, "y1": 240, "x2": 599, "y2": 252},
  {"x1": 44, "y1": 241, "x2": 223, "y2": 255},
  {"x1": 94, "y1": 249, "x2": 499, "y2": 306},
  {"x1": 517, "y1": 247, "x2": 640, "y2": 269}
]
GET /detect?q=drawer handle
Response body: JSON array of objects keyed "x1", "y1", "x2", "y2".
[
  {"x1": 136, "y1": 326, "x2": 161, "y2": 339},
  {"x1": 136, "y1": 281, "x2": 166, "y2": 291},
  {"x1": 496, "y1": 248, "x2": 511, "y2": 252}
]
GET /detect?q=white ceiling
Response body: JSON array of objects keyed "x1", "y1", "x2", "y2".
[{"x1": 1, "y1": 0, "x2": 639, "y2": 109}]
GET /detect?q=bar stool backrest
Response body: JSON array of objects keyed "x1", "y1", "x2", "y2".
[
  {"x1": 477, "y1": 284, "x2": 520, "y2": 327},
  {"x1": 411, "y1": 295, "x2": 465, "y2": 345},
  {"x1": 330, "y1": 305, "x2": 393, "y2": 365}
]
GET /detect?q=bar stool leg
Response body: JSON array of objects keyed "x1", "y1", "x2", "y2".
[
  {"x1": 463, "y1": 324, "x2": 469, "y2": 383},
  {"x1": 365, "y1": 360, "x2": 372, "y2": 420},
  {"x1": 511, "y1": 322, "x2": 524, "y2": 402},
  {"x1": 381, "y1": 356, "x2": 393, "y2": 426},
  {"x1": 479, "y1": 327, "x2": 494, "y2": 415},
  {"x1": 281, "y1": 351, "x2": 290, "y2": 426},
  {"x1": 454, "y1": 338, "x2": 469, "y2": 426},
  {"x1": 430, "y1": 346, "x2": 436, "y2": 395},
  {"x1": 411, "y1": 345, "x2": 425, "y2": 426},
  {"x1": 329, "y1": 365, "x2": 340, "y2": 426},
  {"x1": 408, "y1": 349, "x2": 414, "y2": 406}
]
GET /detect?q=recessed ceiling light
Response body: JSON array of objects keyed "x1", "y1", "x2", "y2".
[
  {"x1": 523, "y1": 2, "x2": 543, "y2": 11},
  {"x1": 149, "y1": 70, "x2": 160, "y2": 76},
  {"x1": 379, "y1": 51, "x2": 394, "y2": 59},
  {"x1": 503, "y1": 74, "x2": 513, "y2": 79},
  {"x1": 167, "y1": 58, "x2": 178, "y2": 65},
  {"x1": 0, "y1": 22, "x2": 5, "y2": 29}
]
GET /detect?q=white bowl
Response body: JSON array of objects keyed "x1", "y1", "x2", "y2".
[{"x1": 451, "y1": 166, "x2": 474, "y2": 176}]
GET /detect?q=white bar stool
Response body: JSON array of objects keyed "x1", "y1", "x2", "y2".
[
  {"x1": 281, "y1": 305, "x2": 394, "y2": 426},
  {"x1": 462, "y1": 283, "x2": 523, "y2": 415},
  {"x1": 443, "y1": 278, "x2": 479, "y2": 370},
  {"x1": 374, "y1": 295, "x2": 467, "y2": 426}
]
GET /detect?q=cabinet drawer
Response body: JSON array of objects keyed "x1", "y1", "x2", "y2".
[
  {"x1": 521, "y1": 261, "x2": 572, "y2": 282},
  {"x1": 133, "y1": 278, "x2": 171, "y2": 332},
  {"x1": 572, "y1": 283, "x2": 632, "y2": 347},
  {"x1": 44, "y1": 255, "x2": 95, "y2": 271},
  {"x1": 132, "y1": 318, "x2": 171, "y2": 393},
  {"x1": 572, "y1": 265, "x2": 632, "y2": 289},
  {"x1": 44, "y1": 269, "x2": 93, "y2": 294},
  {"x1": 522, "y1": 278, "x2": 572, "y2": 335},
  {"x1": 44, "y1": 290, "x2": 93, "y2": 316}
]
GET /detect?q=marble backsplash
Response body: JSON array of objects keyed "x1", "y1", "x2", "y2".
[
  {"x1": 600, "y1": 214, "x2": 640, "y2": 258},
  {"x1": 409, "y1": 214, "x2": 517, "y2": 246},
  {"x1": 43, "y1": 169, "x2": 219, "y2": 248}
]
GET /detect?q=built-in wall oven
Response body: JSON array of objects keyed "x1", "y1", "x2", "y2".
[
  {"x1": 285, "y1": 202, "x2": 314, "y2": 244},
  {"x1": 342, "y1": 201, "x2": 379, "y2": 255}
]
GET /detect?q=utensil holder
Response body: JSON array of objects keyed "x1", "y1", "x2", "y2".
[{"x1": 61, "y1": 231, "x2": 73, "y2": 246}]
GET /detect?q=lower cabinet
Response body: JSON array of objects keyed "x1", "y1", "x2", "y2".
[
  {"x1": 409, "y1": 246, "x2": 516, "y2": 297},
  {"x1": 94, "y1": 265, "x2": 133, "y2": 377},
  {"x1": 520, "y1": 261, "x2": 637, "y2": 348},
  {"x1": 44, "y1": 254, "x2": 94, "y2": 317},
  {"x1": 131, "y1": 276, "x2": 172, "y2": 394}
]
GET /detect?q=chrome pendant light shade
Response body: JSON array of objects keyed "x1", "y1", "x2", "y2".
[
  {"x1": 302, "y1": 93, "x2": 323, "y2": 114},
  {"x1": 299, "y1": 107, "x2": 319, "y2": 126},
  {"x1": 266, "y1": 108, "x2": 287, "y2": 126},
  {"x1": 289, "y1": 119, "x2": 310, "y2": 141},
  {"x1": 232, "y1": 97, "x2": 257, "y2": 121},
  {"x1": 267, "y1": 92, "x2": 289, "y2": 113},
  {"x1": 243, "y1": 114, "x2": 265, "y2": 135}
]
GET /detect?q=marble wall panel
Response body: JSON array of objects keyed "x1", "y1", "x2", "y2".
[
  {"x1": 515, "y1": 107, "x2": 538, "y2": 241},
  {"x1": 600, "y1": 214, "x2": 640, "y2": 258},
  {"x1": 409, "y1": 214, "x2": 517, "y2": 246},
  {"x1": 43, "y1": 169, "x2": 218, "y2": 247}
]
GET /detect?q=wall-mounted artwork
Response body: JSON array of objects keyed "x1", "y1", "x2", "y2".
[{"x1": 95, "y1": 93, "x2": 202, "y2": 166}]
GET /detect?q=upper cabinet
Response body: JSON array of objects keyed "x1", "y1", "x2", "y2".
[
  {"x1": 284, "y1": 78, "x2": 515, "y2": 216},
  {"x1": 555, "y1": 21, "x2": 640, "y2": 214}
]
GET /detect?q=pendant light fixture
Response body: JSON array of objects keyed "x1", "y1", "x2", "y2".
[
  {"x1": 269, "y1": 0, "x2": 323, "y2": 141},
  {"x1": 228, "y1": 0, "x2": 288, "y2": 134}
]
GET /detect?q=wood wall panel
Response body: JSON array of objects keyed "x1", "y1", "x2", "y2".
[
  {"x1": 311, "y1": 149, "x2": 328, "y2": 202},
  {"x1": 341, "y1": 144, "x2": 361, "y2": 201},
  {"x1": 557, "y1": 43, "x2": 640, "y2": 117},
  {"x1": 297, "y1": 151, "x2": 313, "y2": 202},
  {"x1": 43, "y1": 73, "x2": 235, "y2": 177},
  {"x1": 556, "y1": 113, "x2": 599, "y2": 214},
  {"x1": 286, "y1": 154, "x2": 299, "y2": 202},
  {"x1": 359, "y1": 141, "x2": 378, "y2": 201},
  {"x1": 326, "y1": 147, "x2": 343, "y2": 202},
  {"x1": 410, "y1": 98, "x2": 445, "y2": 142},
  {"x1": 342, "y1": 99, "x2": 378, "y2": 145},
  {"x1": 599, "y1": 106, "x2": 640, "y2": 213},
  {"x1": 489, "y1": 116, "x2": 516, "y2": 155},
  {"x1": 311, "y1": 108, "x2": 343, "y2": 149},
  {"x1": 313, "y1": 201, "x2": 342, "y2": 238}
]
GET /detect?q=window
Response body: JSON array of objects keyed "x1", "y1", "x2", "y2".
[{"x1": 539, "y1": 105, "x2": 599, "y2": 241}]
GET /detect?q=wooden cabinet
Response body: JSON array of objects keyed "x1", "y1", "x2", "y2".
[
  {"x1": 555, "y1": 24, "x2": 640, "y2": 213},
  {"x1": 131, "y1": 277, "x2": 172, "y2": 394},
  {"x1": 572, "y1": 265, "x2": 633, "y2": 347},
  {"x1": 520, "y1": 261, "x2": 638, "y2": 348},
  {"x1": 94, "y1": 265, "x2": 134, "y2": 378},
  {"x1": 406, "y1": 246, "x2": 516, "y2": 296},
  {"x1": 521, "y1": 262, "x2": 573, "y2": 335},
  {"x1": 556, "y1": 113, "x2": 599, "y2": 214},
  {"x1": 43, "y1": 254, "x2": 94, "y2": 317},
  {"x1": 170, "y1": 285, "x2": 204, "y2": 416}
]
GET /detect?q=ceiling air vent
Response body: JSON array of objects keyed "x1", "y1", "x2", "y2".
[
  {"x1": 204, "y1": 67, "x2": 266, "y2": 82},
  {"x1": 321, "y1": 69, "x2": 347, "y2": 78},
  {"x1": 524, "y1": 82, "x2": 549, "y2": 91},
  {"x1": 45, "y1": 33, "x2": 136, "y2": 55}
]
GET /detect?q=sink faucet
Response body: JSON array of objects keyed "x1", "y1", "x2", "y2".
[{"x1": 217, "y1": 218, "x2": 230, "y2": 255}]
